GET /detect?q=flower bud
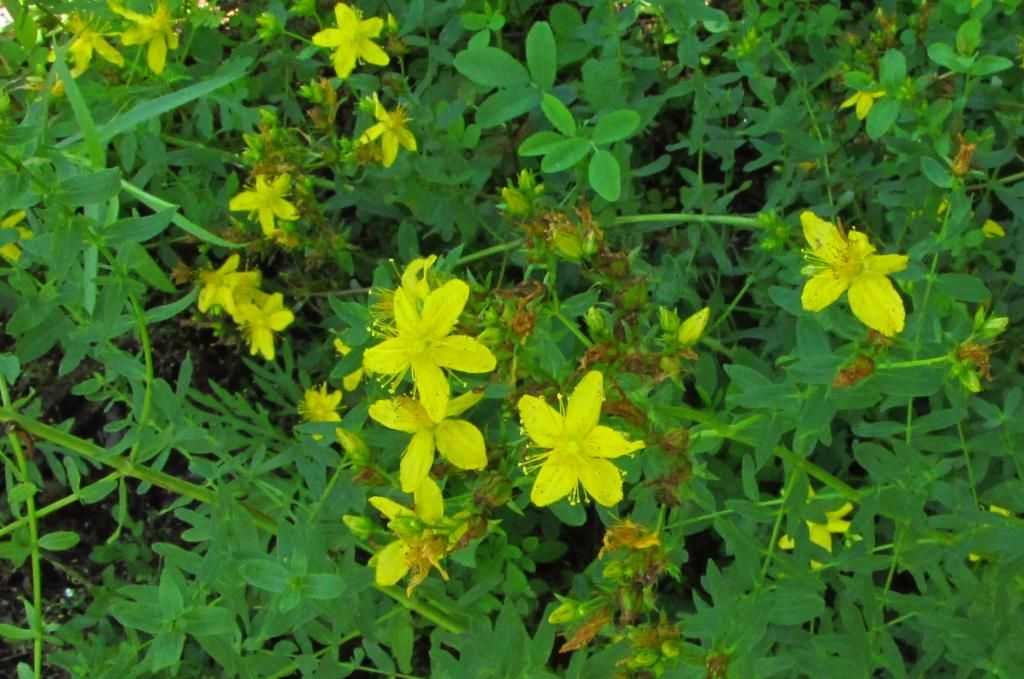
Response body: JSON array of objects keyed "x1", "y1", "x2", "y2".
[
  {"x1": 342, "y1": 515, "x2": 373, "y2": 540},
  {"x1": 677, "y1": 307, "x2": 710, "y2": 347},
  {"x1": 658, "y1": 306, "x2": 680, "y2": 333},
  {"x1": 336, "y1": 428, "x2": 369, "y2": 464},
  {"x1": 256, "y1": 12, "x2": 283, "y2": 41},
  {"x1": 551, "y1": 230, "x2": 584, "y2": 260},
  {"x1": 585, "y1": 306, "x2": 607, "y2": 336},
  {"x1": 621, "y1": 283, "x2": 648, "y2": 311},
  {"x1": 547, "y1": 600, "x2": 577, "y2": 624},
  {"x1": 981, "y1": 219, "x2": 1005, "y2": 238}
]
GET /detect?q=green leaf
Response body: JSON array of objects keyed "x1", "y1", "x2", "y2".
[
  {"x1": 770, "y1": 582, "x2": 825, "y2": 625},
  {"x1": 969, "y1": 55, "x2": 1013, "y2": 76},
  {"x1": 540, "y1": 93, "x2": 576, "y2": 136},
  {"x1": 38, "y1": 531, "x2": 80, "y2": 551},
  {"x1": 935, "y1": 273, "x2": 990, "y2": 302},
  {"x1": 454, "y1": 47, "x2": 530, "y2": 88},
  {"x1": 8, "y1": 483, "x2": 37, "y2": 506},
  {"x1": 526, "y1": 21, "x2": 557, "y2": 89},
  {"x1": 956, "y1": 18, "x2": 981, "y2": 56},
  {"x1": 183, "y1": 607, "x2": 237, "y2": 637},
  {"x1": 587, "y1": 149, "x2": 621, "y2": 201},
  {"x1": 879, "y1": 49, "x2": 906, "y2": 91},
  {"x1": 927, "y1": 42, "x2": 974, "y2": 73},
  {"x1": 0, "y1": 624, "x2": 36, "y2": 641},
  {"x1": 120, "y1": 180, "x2": 241, "y2": 249},
  {"x1": 304, "y1": 573, "x2": 346, "y2": 600},
  {"x1": 119, "y1": 242, "x2": 177, "y2": 293},
  {"x1": 146, "y1": 631, "x2": 185, "y2": 671},
  {"x1": 239, "y1": 559, "x2": 289, "y2": 593},
  {"x1": 476, "y1": 87, "x2": 541, "y2": 128},
  {"x1": 865, "y1": 97, "x2": 899, "y2": 139},
  {"x1": 921, "y1": 157, "x2": 952, "y2": 188},
  {"x1": 96, "y1": 58, "x2": 252, "y2": 144},
  {"x1": 56, "y1": 169, "x2": 122, "y2": 206},
  {"x1": 591, "y1": 109, "x2": 642, "y2": 146},
  {"x1": 518, "y1": 131, "x2": 567, "y2": 157},
  {"x1": 0, "y1": 353, "x2": 20, "y2": 384},
  {"x1": 540, "y1": 137, "x2": 591, "y2": 173},
  {"x1": 103, "y1": 208, "x2": 176, "y2": 246},
  {"x1": 145, "y1": 289, "x2": 199, "y2": 324}
]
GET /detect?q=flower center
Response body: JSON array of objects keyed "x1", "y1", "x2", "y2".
[
  {"x1": 411, "y1": 338, "x2": 428, "y2": 355},
  {"x1": 564, "y1": 440, "x2": 581, "y2": 457}
]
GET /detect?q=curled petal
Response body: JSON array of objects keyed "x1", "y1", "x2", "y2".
[
  {"x1": 848, "y1": 273, "x2": 905, "y2": 336},
  {"x1": 801, "y1": 272, "x2": 848, "y2": 312},
  {"x1": 435, "y1": 419, "x2": 487, "y2": 470}
]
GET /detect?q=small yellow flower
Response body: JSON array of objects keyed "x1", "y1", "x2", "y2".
[
  {"x1": 800, "y1": 211, "x2": 909, "y2": 337},
  {"x1": 779, "y1": 487, "x2": 854, "y2": 569},
  {"x1": 0, "y1": 211, "x2": 32, "y2": 263},
  {"x1": 360, "y1": 94, "x2": 417, "y2": 168},
  {"x1": 312, "y1": 3, "x2": 389, "y2": 80},
  {"x1": 981, "y1": 219, "x2": 1006, "y2": 239},
  {"x1": 840, "y1": 89, "x2": 885, "y2": 121},
  {"x1": 197, "y1": 254, "x2": 261, "y2": 315},
  {"x1": 518, "y1": 371, "x2": 645, "y2": 507},
  {"x1": 234, "y1": 292, "x2": 295, "y2": 361},
  {"x1": 333, "y1": 339, "x2": 364, "y2": 392},
  {"x1": 67, "y1": 12, "x2": 124, "y2": 77},
  {"x1": 677, "y1": 307, "x2": 710, "y2": 347},
  {"x1": 369, "y1": 479, "x2": 449, "y2": 593},
  {"x1": 363, "y1": 277, "x2": 496, "y2": 423},
  {"x1": 228, "y1": 174, "x2": 299, "y2": 237},
  {"x1": 110, "y1": 1, "x2": 179, "y2": 75},
  {"x1": 300, "y1": 384, "x2": 343, "y2": 423},
  {"x1": 369, "y1": 391, "x2": 487, "y2": 493}
]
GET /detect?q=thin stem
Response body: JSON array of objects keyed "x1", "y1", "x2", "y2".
[
  {"x1": 456, "y1": 239, "x2": 525, "y2": 266},
  {"x1": 875, "y1": 354, "x2": 950, "y2": 370},
  {"x1": 552, "y1": 310, "x2": 593, "y2": 349},
  {"x1": 0, "y1": 378, "x2": 43, "y2": 678},
  {"x1": 614, "y1": 213, "x2": 762, "y2": 232},
  {"x1": 0, "y1": 473, "x2": 120, "y2": 540}
]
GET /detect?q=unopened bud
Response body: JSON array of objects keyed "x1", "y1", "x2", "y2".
[
  {"x1": 677, "y1": 307, "x2": 710, "y2": 347},
  {"x1": 659, "y1": 306, "x2": 680, "y2": 333},
  {"x1": 547, "y1": 601, "x2": 577, "y2": 624},
  {"x1": 336, "y1": 428, "x2": 369, "y2": 463},
  {"x1": 342, "y1": 515, "x2": 373, "y2": 540},
  {"x1": 585, "y1": 306, "x2": 606, "y2": 336}
]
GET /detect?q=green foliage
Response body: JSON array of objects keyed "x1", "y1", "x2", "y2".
[{"x1": 0, "y1": 0, "x2": 1023, "y2": 677}]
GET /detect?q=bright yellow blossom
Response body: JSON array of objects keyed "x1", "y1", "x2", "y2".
[
  {"x1": 110, "y1": 1, "x2": 179, "y2": 75},
  {"x1": 800, "y1": 211, "x2": 909, "y2": 337},
  {"x1": 0, "y1": 211, "x2": 32, "y2": 263},
  {"x1": 67, "y1": 12, "x2": 124, "y2": 77},
  {"x1": 234, "y1": 292, "x2": 295, "y2": 361},
  {"x1": 228, "y1": 174, "x2": 299, "y2": 237},
  {"x1": 981, "y1": 219, "x2": 1005, "y2": 238},
  {"x1": 518, "y1": 371, "x2": 645, "y2": 507},
  {"x1": 197, "y1": 254, "x2": 261, "y2": 315},
  {"x1": 677, "y1": 307, "x2": 710, "y2": 347},
  {"x1": 333, "y1": 339, "x2": 364, "y2": 392},
  {"x1": 361, "y1": 94, "x2": 417, "y2": 168},
  {"x1": 299, "y1": 384, "x2": 343, "y2": 423},
  {"x1": 363, "y1": 278, "x2": 496, "y2": 423},
  {"x1": 312, "y1": 3, "x2": 389, "y2": 80},
  {"x1": 369, "y1": 479, "x2": 448, "y2": 593},
  {"x1": 840, "y1": 89, "x2": 885, "y2": 120},
  {"x1": 779, "y1": 487, "x2": 854, "y2": 569},
  {"x1": 369, "y1": 390, "x2": 487, "y2": 493}
]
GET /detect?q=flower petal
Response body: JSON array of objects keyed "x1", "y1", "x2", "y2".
[
  {"x1": 422, "y1": 280, "x2": 469, "y2": 339},
  {"x1": 381, "y1": 132, "x2": 399, "y2": 167},
  {"x1": 445, "y1": 389, "x2": 484, "y2": 417},
  {"x1": 801, "y1": 271, "x2": 848, "y2": 312},
  {"x1": 807, "y1": 523, "x2": 834, "y2": 553},
  {"x1": 228, "y1": 191, "x2": 259, "y2": 211},
  {"x1": 374, "y1": 540, "x2": 410, "y2": 586},
  {"x1": 429, "y1": 335, "x2": 496, "y2": 373},
  {"x1": 399, "y1": 430, "x2": 435, "y2": 493},
  {"x1": 368, "y1": 397, "x2": 424, "y2": 433},
  {"x1": 312, "y1": 27, "x2": 344, "y2": 47},
  {"x1": 359, "y1": 39, "x2": 389, "y2": 66},
  {"x1": 435, "y1": 419, "x2": 487, "y2": 470},
  {"x1": 577, "y1": 456, "x2": 624, "y2": 507},
  {"x1": 582, "y1": 425, "x2": 644, "y2": 459},
  {"x1": 864, "y1": 253, "x2": 908, "y2": 275},
  {"x1": 411, "y1": 357, "x2": 449, "y2": 423},
  {"x1": 147, "y1": 36, "x2": 167, "y2": 74},
  {"x1": 800, "y1": 211, "x2": 844, "y2": 262},
  {"x1": 364, "y1": 337, "x2": 410, "y2": 376},
  {"x1": 414, "y1": 477, "x2": 444, "y2": 523},
  {"x1": 565, "y1": 371, "x2": 603, "y2": 439},
  {"x1": 848, "y1": 273, "x2": 905, "y2": 336},
  {"x1": 517, "y1": 395, "x2": 563, "y2": 448},
  {"x1": 530, "y1": 454, "x2": 577, "y2": 507}
]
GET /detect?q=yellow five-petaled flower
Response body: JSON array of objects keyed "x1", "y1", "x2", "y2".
[
  {"x1": 369, "y1": 391, "x2": 487, "y2": 493},
  {"x1": 234, "y1": 292, "x2": 295, "y2": 361},
  {"x1": 840, "y1": 89, "x2": 885, "y2": 121},
  {"x1": 110, "y1": 0, "x2": 179, "y2": 75},
  {"x1": 312, "y1": 3, "x2": 389, "y2": 80},
  {"x1": 197, "y1": 254, "x2": 261, "y2": 316},
  {"x1": 800, "y1": 211, "x2": 908, "y2": 337},
  {"x1": 518, "y1": 371, "x2": 645, "y2": 507},
  {"x1": 779, "y1": 487, "x2": 854, "y2": 570},
  {"x1": 67, "y1": 12, "x2": 125, "y2": 77},
  {"x1": 361, "y1": 94, "x2": 417, "y2": 168},
  {"x1": 228, "y1": 174, "x2": 299, "y2": 238},
  {"x1": 363, "y1": 277, "x2": 496, "y2": 423}
]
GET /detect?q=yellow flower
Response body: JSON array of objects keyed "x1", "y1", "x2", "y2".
[
  {"x1": 312, "y1": 3, "x2": 389, "y2": 80},
  {"x1": 369, "y1": 391, "x2": 487, "y2": 493},
  {"x1": 110, "y1": 1, "x2": 179, "y2": 75},
  {"x1": 360, "y1": 94, "x2": 417, "y2": 168},
  {"x1": 197, "y1": 254, "x2": 261, "y2": 315},
  {"x1": 363, "y1": 278, "x2": 496, "y2": 423},
  {"x1": 369, "y1": 479, "x2": 449, "y2": 593},
  {"x1": 779, "y1": 488, "x2": 854, "y2": 569},
  {"x1": 228, "y1": 174, "x2": 299, "y2": 237},
  {"x1": 800, "y1": 211, "x2": 909, "y2": 337},
  {"x1": 333, "y1": 339, "x2": 364, "y2": 392},
  {"x1": 0, "y1": 211, "x2": 32, "y2": 263},
  {"x1": 981, "y1": 219, "x2": 1006, "y2": 238},
  {"x1": 67, "y1": 12, "x2": 124, "y2": 77},
  {"x1": 840, "y1": 89, "x2": 885, "y2": 120},
  {"x1": 300, "y1": 383, "x2": 343, "y2": 423},
  {"x1": 234, "y1": 292, "x2": 295, "y2": 361},
  {"x1": 517, "y1": 371, "x2": 645, "y2": 507},
  {"x1": 677, "y1": 307, "x2": 710, "y2": 347}
]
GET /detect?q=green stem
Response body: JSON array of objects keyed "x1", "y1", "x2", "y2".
[
  {"x1": 0, "y1": 472, "x2": 120, "y2": 540},
  {"x1": 456, "y1": 239, "x2": 525, "y2": 266},
  {"x1": 875, "y1": 354, "x2": 950, "y2": 370},
  {"x1": 1, "y1": 379, "x2": 43, "y2": 678},
  {"x1": 614, "y1": 213, "x2": 762, "y2": 231},
  {"x1": 552, "y1": 310, "x2": 593, "y2": 349}
]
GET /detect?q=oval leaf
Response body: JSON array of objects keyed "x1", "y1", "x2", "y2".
[
  {"x1": 39, "y1": 531, "x2": 80, "y2": 551},
  {"x1": 541, "y1": 93, "x2": 576, "y2": 136},
  {"x1": 591, "y1": 110, "x2": 642, "y2": 145},
  {"x1": 541, "y1": 138, "x2": 592, "y2": 173},
  {"x1": 454, "y1": 47, "x2": 529, "y2": 88},
  {"x1": 526, "y1": 21, "x2": 557, "y2": 90},
  {"x1": 588, "y1": 149, "x2": 621, "y2": 201},
  {"x1": 476, "y1": 87, "x2": 541, "y2": 128},
  {"x1": 518, "y1": 131, "x2": 567, "y2": 157}
]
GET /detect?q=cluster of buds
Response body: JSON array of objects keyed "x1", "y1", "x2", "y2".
[
  {"x1": 500, "y1": 169, "x2": 545, "y2": 218},
  {"x1": 953, "y1": 308, "x2": 1008, "y2": 393}
]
